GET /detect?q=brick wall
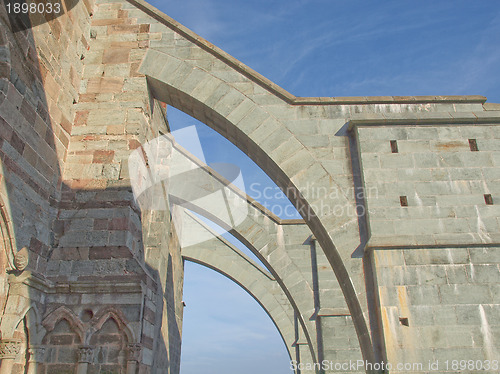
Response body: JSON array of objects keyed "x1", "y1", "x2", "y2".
[
  {"x1": 1, "y1": 0, "x2": 183, "y2": 372},
  {"x1": 42, "y1": 318, "x2": 80, "y2": 374},
  {"x1": 0, "y1": 0, "x2": 95, "y2": 276},
  {"x1": 0, "y1": 0, "x2": 95, "y2": 371}
]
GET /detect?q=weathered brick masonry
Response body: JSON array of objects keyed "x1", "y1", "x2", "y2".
[
  {"x1": 1, "y1": 0, "x2": 180, "y2": 372},
  {"x1": 0, "y1": 0, "x2": 499, "y2": 373}
]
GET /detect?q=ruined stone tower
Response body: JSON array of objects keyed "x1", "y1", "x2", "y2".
[{"x1": 0, "y1": 0, "x2": 499, "y2": 373}]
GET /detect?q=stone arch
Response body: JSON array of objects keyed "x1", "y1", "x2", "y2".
[
  {"x1": 135, "y1": 133, "x2": 323, "y2": 363},
  {"x1": 83, "y1": 307, "x2": 136, "y2": 372},
  {"x1": 183, "y1": 254, "x2": 316, "y2": 372},
  {"x1": 41, "y1": 307, "x2": 84, "y2": 373},
  {"x1": 178, "y1": 207, "x2": 321, "y2": 363},
  {"x1": 7, "y1": 314, "x2": 29, "y2": 373},
  {"x1": 41, "y1": 306, "x2": 85, "y2": 343},
  {"x1": 0, "y1": 197, "x2": 16, "y2": 328},
  {"x1": 12, "y1": 304, "x2": 45, "y2": 345},
  {"x1": 140, "y1": 46, "x2": 374, "y2": 364},
  {"x1": 176, "y1": 202, "x2": 320, "y2": 362},
  {"x1": 0, "y1": 291, "x2": 34, "y2": 341},
  {"x1": 0, "y1": 194, "x2": 16, "y2": 272},
  {"x1": 89, "y1": 318, "x2": 129, "y2": 372},
  {"x1": 180, "y1": 212, "x2": 316, "y2": 368},
  {"x1": 90, "y1": 307, "x2": 136, "y2": 344},
  {"x1": 184, "y1": 258, "x2": 313, "y2": 372},
  {"x1": 0, "y1": 303, "x2": 46, "y2": 373}
]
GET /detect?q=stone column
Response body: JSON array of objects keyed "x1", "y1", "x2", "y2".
[
  {"x1": 77, "y1": 346, "x2": 94, "y2": 374},
  {"x1": 126, "y1": 343, "x2": 142, "y2": 374},
  {"x1": 27, "y1": 346, "x2": 46, "y2": 374},
  {"x1": 0, "y1": 339, "x2": 21, "y2": 374}
]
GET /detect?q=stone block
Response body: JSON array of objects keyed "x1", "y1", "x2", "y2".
[
  {"x1": 203, "y1": 82, "x2": 231, "y2": 109},
  {"x1": 213, "y1": 89, "x2": 246, "y2": 118},
  {"x1": 102, "y1": 163, "x2": 120, "y2": 179},
  {"x1": 405, "y1": 265, "x2": 447, "y2": 286},
  {"x1": 236, "y1": 106, "x2": 270, "y2": 135},
  {"x1": 440, "y1": 284, "x2": 492, "y2": 304},
  {"x1": 470, "y1": 264, "x2": 500, "y2": 283},
  {"x1": 474, "y1": 138, "x2": 500, "y2": 152},
  {"x1": 469, "y1": 247, "x2": 500, "y2": 264},
  {"x1": 406, "y1": 285, "x2": 440, "y2": 305},
  {"x1": 406, "y1": 127, "x2": 439, "y2": 140},
  {"x1": 281, "y1": 150, "x2": 315, "y2": 179},
  {"x1": 432, "y1": 305, "x2": 457, "y2": 326},
  {"x1": 102, "y1": 48, "x2": 130, "y2": 64},
  {"x1": 446, "y1": 265, "x2": 469, "y2": 284},
  {"x1": 460, "y1": 152, "x2": 494, "y2": 168},
  {"x1": 380, "y1": 154, "x2": 414, "y2": 169},
  {"x1": 86, "y1": 77, "x2": 124, "y2": 93},
  {"x1": 176, "y1": 67, "x2": 207, "y2": 95}
]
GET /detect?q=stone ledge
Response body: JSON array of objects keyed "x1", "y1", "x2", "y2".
[
  {"x1": 318, "y1": 308, "x2": 351, "y2": 316},
  {"x1": 47, "y1": 278, "x2": 146, "y2": 294},
  {"x1": 364, "y1": 238, "x2": 500, "y2": 251},
  {"x1": 347, "y1": 112, "x2": 500, "y2": 130},
  {"x1": 483, "y1": 103, "x2": 500, "y2": 111}
]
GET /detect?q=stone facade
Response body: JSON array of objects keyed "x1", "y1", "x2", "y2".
[{"x1": 0, "y1": 0, "x2": 499, "y2": 373}]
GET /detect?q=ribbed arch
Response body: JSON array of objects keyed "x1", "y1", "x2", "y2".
[{"x1": 140, "y1": 65, "x2": 374, "y2": 363}]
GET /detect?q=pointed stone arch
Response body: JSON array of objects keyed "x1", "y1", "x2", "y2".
[
  {"x1": 181, "y1": 213, "x2": 317, "y2": 372},
  {"x1": 41, "y1": 306, "x2": 85, "y2": 343},
  {"x1": 90, "y1": 306, "x2": 136, "y2": 344},
  {"x1": 40, "y1": 306, "x2": 85, "y2": 373},
  {"x1": 0, "y1": 195, "x2": 32, "y2": 353},
  {"x1": 139, "y1": 47, "x2": 374, "y2": 364},
  {"x1": 0, "y1": 196, "x2": 16, "y2": 333},
  {"x1": 133, "y1": 133, "x2": 323, "y2": 363},
  {"x1": 88, "y1": 309, "x2": 131, "y2": 372},
  {"x1": 13, "y1": 304, "x2": 45, "y2": 345},
  {"x1": 0, "y1": 196, "x2": 17, "y2": 272}
]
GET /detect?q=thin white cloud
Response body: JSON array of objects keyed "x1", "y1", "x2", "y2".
[
  {"x1": 159, "y1": 0, "x2": 223, "y2": 41},
  {"x1": 453, "y1": 12, "x2": 500, "y2": 95}
]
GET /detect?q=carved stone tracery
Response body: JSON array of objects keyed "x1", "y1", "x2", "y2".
[
  {"x1": 127, "y1": 343, "x2": 142, "y2": 362},
  {"x1": 78, "y1": 346, "x2": 94, "y2": 363},
  {"x1": 0, "y1": 339, "x2": 21, "y2": 359}
]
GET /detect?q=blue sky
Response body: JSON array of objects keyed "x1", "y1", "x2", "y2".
[
  {"x1": 146, "y1": 1, "x2": 500, "y2": 373},
  {"x1": 154, "y1": 0, "x2": 500, "y2": 102}
]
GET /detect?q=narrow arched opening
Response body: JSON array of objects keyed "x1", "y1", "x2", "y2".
[{"x1": 180, "y1": 261, "x2": 294, "y2": 374}]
